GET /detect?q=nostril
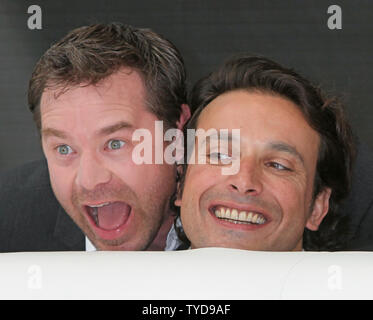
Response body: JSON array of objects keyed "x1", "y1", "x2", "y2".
[
  {"x1": 246, "y1": 189, "x2": 257, "y2": 194},
  {"x1": 229, "y1": 183, "x2": 257, "y2": 194},
  {"x1": 230, "y1": 184, "x2": 239, "y2": 191}
]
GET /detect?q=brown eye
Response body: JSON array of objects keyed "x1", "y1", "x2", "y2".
[
  {"x1": 207, "y1": 152, "x2": 232, "y2": 165},
  {"x1": 209, "y1": 152, "x2": 231, "y2": 160},
  {"x1": 267, "y1": 162, "x2": 290, "y2": 171}
]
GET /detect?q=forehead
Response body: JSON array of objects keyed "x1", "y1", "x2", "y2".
[
  {"x1": 40, "y1": 68, "x2": 150, "y2": 126},
  {"x1": 197, "y1": 90, "x2": 320, "y2": 162}
]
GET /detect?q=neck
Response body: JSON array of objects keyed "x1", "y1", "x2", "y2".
[{"x1": 146, "y1": 213, "x2": 174, "y2": 251}]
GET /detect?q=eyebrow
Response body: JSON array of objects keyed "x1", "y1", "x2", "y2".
[
  {"x1": 198, "y1": 130, "x2": 241, "y2": 149},
  {"x1": 42, "y1": 121, "x2": 133, "y2": 140},
  {"x1": 41, "y1": 128, "x2": 67, "y2": 139},
  {"x1": 96, "y1": 121, "x2": 133, "y2": 136},
  {"x1": 267, "y1": 141, "x2": 305, "y2": 166}
]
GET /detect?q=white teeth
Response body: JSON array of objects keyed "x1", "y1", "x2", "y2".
[
  {"x1": 220, "y1": 207, "x2": 226, "y2": 216},
  {"x1": 215, "y1": 209, "x2": 222, "y2": 218},
  {"x1": 247, "y1": 212, "x2": 253, "y2": 221},
  {"x1": 238, "y1": 211, "x2": 247, "y2": 221},
  {"x1": 231, "y1": 209, "x2": 238, "y2": 220},
  {"x1": 225, "y1": 208, "x2": 231, "y2": 218},
  {"x1": 213, "y1": 206, "x2": 267, "y2": 225},
  {"x1": 258, "y1": 217, "x2": 265, "y2": 224},
  {"x1": 252, "y1": 214, "x2": 258, "y2": 223},
  {"x1": 89, "y1": 202, "x2": 110, "y2": 208}
]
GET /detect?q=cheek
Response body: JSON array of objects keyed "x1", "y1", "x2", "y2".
[
  {"x1": 266, "y1": 176, "x2": 311, "y2": 223},
  {"x1": 112, "y1": 160, "x2": 176, "y2": 198},
  {"x1": 180, "y1": 165, "x2": 223, "y2": 224},
  {"x1": 47, "y1": 164, "x2": 81, "y2": 222},
  {"x1": 145, "y1": 164, "x2": 176, "y2": 198},
  {"x1": 182, "y1": 165, "x2": 222, "y2": 200},
  {"x1": 48, "y1": 164, "x2": 74, "y2": 201}
]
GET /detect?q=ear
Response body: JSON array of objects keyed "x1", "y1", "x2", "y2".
[
  {"x1": 176, "y1": 104, "x2": 191, "y2": 130},
  {"x1": 174, "y1": 165, "x2": 184, "y2": 208},
  {"x1": 306, "y1": 188, "x2": 332, "y2": 231}
]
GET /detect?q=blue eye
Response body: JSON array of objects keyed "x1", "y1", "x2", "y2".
[
  {"x1": 108, "y1": 139, "x2": 125, "y2": 150},
  {"x1": 57, "y1": 145, "x2": 73, "y2": 155}
]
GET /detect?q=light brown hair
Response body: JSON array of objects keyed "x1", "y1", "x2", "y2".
[{"x1": 28, "y1": 22, "x2": 187, "y2": 131}]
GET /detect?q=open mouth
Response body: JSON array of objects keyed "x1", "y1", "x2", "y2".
[
  {"x1": 84, "y1": 201, "x2": 131, "y2": 231},
  {"x1": 210, "y1": 205, "x2": 268, "y2": 226}
]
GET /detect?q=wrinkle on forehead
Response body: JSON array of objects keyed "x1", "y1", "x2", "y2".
[{"x1": 40, "y1": 67, "x2": 146, "y2": 113}]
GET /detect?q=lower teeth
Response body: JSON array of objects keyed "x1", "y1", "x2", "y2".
[{"x1": 218, "y1": 218, "x2": 258, "y2": 225}]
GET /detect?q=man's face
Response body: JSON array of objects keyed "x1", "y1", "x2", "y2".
[
  {"x1": 41, "y1": 69, "x2": 177, "y2": 250},
  {"x1": 177, "y1": 90, "x2": 331, "y2": 251}
]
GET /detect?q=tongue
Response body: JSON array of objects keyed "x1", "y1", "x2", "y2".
[{"x1": 97, "y1": 202, "x2": 131, "y2": 230}]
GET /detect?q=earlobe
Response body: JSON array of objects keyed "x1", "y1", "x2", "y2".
[
  {"x1": 176, "y1": 104, "x2": 191, "y2": 130},
  {"x1": 306, "y1": 188, "x2": 332, "y2": 231},
  {"x1": 174, "y1": 198, "x2": 181, "y2": 207}
]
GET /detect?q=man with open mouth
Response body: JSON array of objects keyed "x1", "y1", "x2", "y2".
[
  {"x1": 0, "y1": 22, "x2": 190, "y2": 252},
  {"x1": 172, "y1": 54, "x2": 356, "y2": 252}
]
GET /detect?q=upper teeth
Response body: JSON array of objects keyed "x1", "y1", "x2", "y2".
[
  {"x1": 88, "y1": 202, "x2": 111, "y2": 208},
  {"x1": 214, "y1": 206, "x2": 266, "y2": 225}
]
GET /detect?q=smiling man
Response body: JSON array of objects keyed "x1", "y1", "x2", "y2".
[
  {"x1": 0, "y1": 23, "x2": 189, "y2": 252},
  {"x1": 173, "y1": 55, "x2": 356, "y2": 251}
]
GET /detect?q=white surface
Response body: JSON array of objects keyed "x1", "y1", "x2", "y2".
[{"x1": 0, "y1": 248, "x2": 372, "y2": 299}]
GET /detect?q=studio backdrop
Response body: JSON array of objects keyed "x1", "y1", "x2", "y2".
[{"x1": 0, "y1": 0, "x2": 372, "y2": 171}]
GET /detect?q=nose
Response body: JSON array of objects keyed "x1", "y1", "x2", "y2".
[
  {"x1": 226, "y1": 157, "x2": 263, "y2": 196},
  {"x1": 75, "y1": 151, "x2": 112, "y2": 191}
]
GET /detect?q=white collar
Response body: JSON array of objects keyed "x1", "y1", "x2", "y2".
[{"x1": 85, "y1": 237, "x2": 96, "y2": 252}]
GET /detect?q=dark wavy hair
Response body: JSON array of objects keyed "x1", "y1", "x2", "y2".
[
  {"x1": 28, "y1": 22, "x2": 187, "y2": 131},
  {"x1": 174, "y1": 54, "x2": 356, "y2": 251}
]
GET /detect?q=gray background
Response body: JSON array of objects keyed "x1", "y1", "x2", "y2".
[{"x1": 0, "y1": 0, "x2": 372, "y2": 172}]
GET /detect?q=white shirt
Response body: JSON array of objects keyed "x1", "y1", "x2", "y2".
[
  {"x1": 165, "y1": 217, "x2": 184, "y2": 251},
  {"x1": 85, "y1": 237, "x2": 96, "y2": 251}
]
